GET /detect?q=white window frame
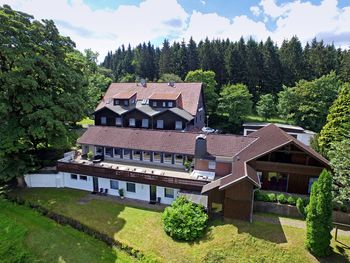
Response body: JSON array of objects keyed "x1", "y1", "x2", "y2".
[
  {"x1": 168, "y1": 101, "x2": 173, "y2": 107},
  {"x1": 164, "y1": 188, "x2": 174, "y2": 198},
  {"x1": 208, "y1": 161, "x2": 216, "y2": 170},
  {"x1": 157, "y1": 119, "x2": 164, "y2": 129},
  {"x1": 124, "y1": 100, "x2": 129, "y2": 106},
  {"x1": 114, "y1": 99, "x2": 120, "y2": 105},
  {"x1": 162, "y1": 101, "x2": 166, "y2": 107},
  {"x1": 142, "y1": 119, "x2": 149, "y2": 128},
  {"x1": 101, "y1": 116, "x2": 107, "y2": 125},
  {"x1": 115, "y1": 117, "x2": 122, "y2": 126},
  {"x1": 152, "y1": 101, "x2": 157, "y2": 107},
  {"x1": 129, "y1": 118, "x2": 135, "y2": 127},
  {"x1": 175, "y1": 121, "x2": 182, "y2": 130}
]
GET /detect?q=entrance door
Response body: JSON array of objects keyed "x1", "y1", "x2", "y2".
[
  {"x1": 93, "y1": 177, "x2": 99, "y2": 193},
  {"x1": 150, "y1": 185, "x2": 157, "y2": 203}
]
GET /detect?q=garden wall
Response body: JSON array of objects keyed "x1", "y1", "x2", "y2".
[{"x1": 254, "y1": 201, "x2": 350, "y2": 224}]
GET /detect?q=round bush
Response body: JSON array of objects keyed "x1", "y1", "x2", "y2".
[
  {"x1": 277, "y1": 194, "x2": 287, "y2": 204},
  {"x1": 287, "y1": 196, "x2": 296, "y2": 205},
  {"x1": 267, "y1": 193, "x2": 277, "y2": 202},
  {"x1": 162, "y1": 196, "x2": 208, "y2": 241}
]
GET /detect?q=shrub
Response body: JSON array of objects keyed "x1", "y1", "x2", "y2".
[
  {"x1": 287, "y1": 196, "x2": 296, "y2": 205},
  {"x1": 87, "y1": 150, "x2": 93, "y2": 160},
  {"x1": 277, "y1": 194, "x2": 287, "y2": 204},
  {"x1": 305, "y1": 170, "x2": 333, "y2": 257},
  {"x1": 296, "y1": 198, "x2": 307, "y2": 219},
  {"x1": 254, "y1": 190, "x2": 264, "y2": 201},
  {"x1": 162, "y1": 196, "x2": 208, "y2": 241},
  {"x1": 267, "y1": 193, "x2": 277, "y2": 202}
]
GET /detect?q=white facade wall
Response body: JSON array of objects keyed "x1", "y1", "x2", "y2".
[
  {"x1": 25, "y1": 173, "x2": 178, "y2": 205},
  {"x1": 296, "y1": 133, "x2": 314, "y2": 146}
]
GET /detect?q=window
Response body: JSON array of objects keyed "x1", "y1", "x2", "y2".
[
  {"x1": 168, "y1": 101, "x2": 173, "y2": 107},
  {"x1": 133, "y1": 150, "x2": 142, "y2": 161},
  {"x1": 95, "y1": 146, "x2": 103, "y2": 155},
  {"x1": 126, "y1": 182, "x2": 136, "y2": 192},
  {"x1": 164, "y1": 153, "x2": 172, "y2": 164},
  {"x1": 157, "y1": 120, "x2": 164, "y2": 129},
  {"x1": 80, "y1": 175, "x2": 87, "y2": 181},
  {"x1": 143, "y1": 151, "x2": 151, "y2": 161},
  {"x1": 101, "y1": 116, "x2": 107, "y2": 125},
  {"x1": 175, "y1": 154, "x2": 183, "y2": 165},
  {"x1": 164, "y1": 188, "x2": 174, "y2": 198},
  {"x1": 175, "y1": 121, "x2": 182, "y2": 130},
  {"x1": 131, "y1": 99, "x2": 135, "y2": 104},
  {"x1": 105, "y1": 147, "x2": 113, "y2": 157},
  {"x1": 110, "y1": 180, "x2": 119, "y2": 190},
  {"x1": 124, "y1": 100, "x2": 129, "y2": 106},
  {"x1": 153, "y1": 152, "x2": 161, "y2": 162},
  {"x1": 70, "y1": 174, "x2": 78, "y2": 180},
  {"x1": 162, "y1": 101, "x2": 166, "y2": 107},
  {"x1": 129, "y1": 118, "x2": 135, "y2": 127},
  {"x1": 114, "y1": 148, "x2": 122, "y2": 158},
  {"x1": 152, "y1": 101, "x2": 157, "y2": 107},
  {"x1": 142, "y1": 119, "x2": 149, "y2": 128},
  {"x1": 308, "y1": 177, "x2": 318, "y2": 194},
  {"x1": 208, "y1": 161, "x2": 216, "y2": 170},
  {"x1": 114, "y1": 99, "x2": 120, "y2": 105},
  {"x1": 123, "y1": 149, "x2": 131, "y2": 159},
  {"x1": 115, "y1": 117, "x2": 122, "y2": 126}
]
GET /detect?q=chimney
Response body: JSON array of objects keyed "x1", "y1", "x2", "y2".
[
  {"x1": 194, "y1": 134, "x2": 207, "y2": 159},
  {"x1": 168, "y1": 81, "x2": 175, "y2": 87},
  {"x1": 140, "y1": 78, "x2": 147, "y2": 87}
]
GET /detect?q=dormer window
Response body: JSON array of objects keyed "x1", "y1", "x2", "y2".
[
  {"x1": 101, "y1": 116, "x2": 107, "y2": 125},
  {"x1": 152, "y1": 101, "x2": 157, "y2": 107},
  {"x1": 124, "y1": 100, "x2": 129, "y2": 106},
  {"x1": 162, "y1": 102, "x2": 166, "y2": 107},
  {"x1": 129, "y1": 118, "x2": 135, "y2": 127},
  {"x1": 115, "y1": 117, "x2": 122, "y2": 126},
  {"x1": 168, "y1": 101, "x2": 173, "y2": 107},
  {"x1": 114, "y1": 99, "x2": 120, "y2": 105},
  {"x1": 131, "y1": 99, "x2": 135, "y2": 104}
]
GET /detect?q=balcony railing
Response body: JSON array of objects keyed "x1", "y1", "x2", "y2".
[{"x1": 57, "y1": 160, "x2": 208, "y2": 191}]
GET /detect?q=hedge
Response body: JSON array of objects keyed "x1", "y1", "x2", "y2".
[{"x1": 254, "y1": 190, "x2": 309, "y2": 207}]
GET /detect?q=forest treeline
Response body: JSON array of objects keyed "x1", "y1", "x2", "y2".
[{"x1": 101, "y1": 36, "x2": 350, "y2": 101}]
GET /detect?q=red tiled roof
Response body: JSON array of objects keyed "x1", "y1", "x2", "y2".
[
  {"x1": 96, "y1": 83, "x2": 202, "y2": 116},
  {"x1": 148, "y1": 92, "x2": 181, "y2": 100},
  {"x1": 203, "y1": 124, "x2": 329, "y2": 192},
  {"x1": 112, "y1": 91, "x2": 136, "y2": 99},
  {"x1": 77, "y1": 126, "x2": 256, "y2": 157}
]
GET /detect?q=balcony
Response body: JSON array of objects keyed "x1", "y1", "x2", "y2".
[{"x1": 57, "y1": 154, "x2": 209, "y2": 192}]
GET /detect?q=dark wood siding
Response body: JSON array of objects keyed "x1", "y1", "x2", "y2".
[
  {"x1": 223, "y1": 179, "x2": 253, "y2": 221},
  {"x1": 123, "y1": 109, "x2": 150, "y2": 128},
  {"x1": 94, "y1": 108, "x2": 119, "y2": 126},
  {"x1": 215, "y1": 162, "x2": 232, "y2": 177},
  {"x1": 153, "y1": 111, "x2": 188, "y2": 130}
]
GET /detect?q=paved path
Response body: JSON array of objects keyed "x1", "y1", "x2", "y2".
[{"x1": 254, "y1": 214, "x2": 350, "y2": 237}]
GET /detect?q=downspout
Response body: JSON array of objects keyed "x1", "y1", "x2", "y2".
[{"x1": 250, "y1": 187, "x2": 260, "y2": 223}]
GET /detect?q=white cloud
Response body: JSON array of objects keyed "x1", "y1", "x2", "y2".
[
  {"x1": 250, "y1": 5, "x2": 261, "y2": 16},
  {"x1": 0, "y1": 0, "x2": 349, "y2": 60}
]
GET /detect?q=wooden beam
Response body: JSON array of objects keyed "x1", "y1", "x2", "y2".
[{"x1": 250, "y1": 161, "x2": 324, "y2": 176}]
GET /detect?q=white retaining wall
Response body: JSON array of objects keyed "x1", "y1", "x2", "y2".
[{"x1": 25, "y1": 172, "x2": 179, "y2": 205}]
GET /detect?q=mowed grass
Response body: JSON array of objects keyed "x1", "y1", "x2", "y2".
[
  {"x1": 12, "y1": 188, "x2": 350, "y2": 263},
  {"x1": 0, "y1": 198, "x2": 134, "y2": 263},
  {"x1": 243, "y1": 114, "x2": 295, "y2": 125},
  {"x1": 77, "y1": 117, "x2": 94, "y2": 126}
]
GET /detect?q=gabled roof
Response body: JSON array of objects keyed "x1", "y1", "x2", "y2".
[
  {"x1": 148, "y1": 92, "x2": 181, "y2": 100},
  {"x1": 202, "y1": 124, "x2": 329, "y2": 193},
  {"x1": 112, "y1": 91, "x2": 136, "y2": 99},
  {"x1": 96, "y1": 83, "x2": 202, "y2": 116},
  {"x1": 77, "y1": 126, "x2": 256, "y2": 157}
]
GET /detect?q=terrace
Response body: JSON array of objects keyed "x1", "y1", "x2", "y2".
[{"x1": 57, "y1": 152, "x2": 210, "y2": 192}]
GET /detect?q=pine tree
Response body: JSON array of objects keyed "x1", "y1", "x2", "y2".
[
  {"x1": 159, "y1": 39, "x2": 173, "y2": 75},
  {"x1": 305, "y1": 170, "x2": 333, "y2": 257},
  {"x1": 187, "y1": 37, "x2": 199, "y2": 71},
  {"x1": 340, "y1": 50, "x2": 350, "y2": 82},
  {"x1": 318, "y1": 83, "x2": 350, "y2": 155}
]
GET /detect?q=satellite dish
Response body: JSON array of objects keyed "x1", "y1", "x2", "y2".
[{"x1": 140, "y1": 78, "x2": 146, "y2": 87}]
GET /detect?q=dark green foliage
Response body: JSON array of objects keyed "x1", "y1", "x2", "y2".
[
  {"x1": 256, "y1": 94, "x2": 276, "y2": 120},
  {"x1": 296, "y1": 198, "x2": 307, "y2": 218},
  {"x1": 318, "y1": 83, "x2": 350, "y2": 156},
  {"x1": 158, "y1": 73, "x2": 183, "y2": 83},
  {"x1": 277, "y1": 72, "x2": 341, "y2": 132},
  {"x1": 287, "y1": 196, "x2": 296, "y2": 206},
  {"x1": 218, "y1": 84, "x2": 253, "y2": 128},
  {"x1": 305, "y1": 170, "x2": 333, "y2": 257},
  {"x1": 277, "y1": 194, "x2": 287, "y2": 204},
  {"x1": 340, "y1": 50, "x2": 350, "y2": 82},
  {"x1": 162, "y1": 196, "x2": 208, "y2": 241},
  {"x1": 0, "y1": 5, "x2": 88, "y2": 182}
]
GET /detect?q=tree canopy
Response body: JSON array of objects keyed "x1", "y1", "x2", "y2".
[
  {"x1": 0, "y1": 5, "x2": 88, "y2": 182},
  {"x1": 256, "y1": 94, "x2": 276, "y2": 120}
]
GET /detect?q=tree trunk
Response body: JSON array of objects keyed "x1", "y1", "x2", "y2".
[{"x1": 16, "y1": 175, "x2": 26, "y2": 188}]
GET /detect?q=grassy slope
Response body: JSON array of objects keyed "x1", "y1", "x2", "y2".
[
  {"x1": 243, "y1": 114, "x2": 295, "y2": 125},
  {"x1": 0, "y1": 198, "x2": 134, "y2": 263},
  {"x1": 12, "y1": 188, "x2": 350, "y2": 263},
  {"x1": 77, "y1": 117, "x2": 94, "y2": 126}
]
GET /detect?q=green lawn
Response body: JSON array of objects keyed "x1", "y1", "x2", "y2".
[
  {"x1": 0, "y1": 198, "x2": 134, "y2": 263},
  {"x1": 243, "y1": 114, "x2": 295, "y2": 125},
  {"x1": 11, "y1": 188, "x2": 350, "y2": 263},
  {"x1": 77, "y1": 117, "x2": 94, "y2": 126}
]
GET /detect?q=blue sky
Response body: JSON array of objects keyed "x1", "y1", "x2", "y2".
[{"x1": 1, "y1": 0, "x2": 349, "y2": 60}]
